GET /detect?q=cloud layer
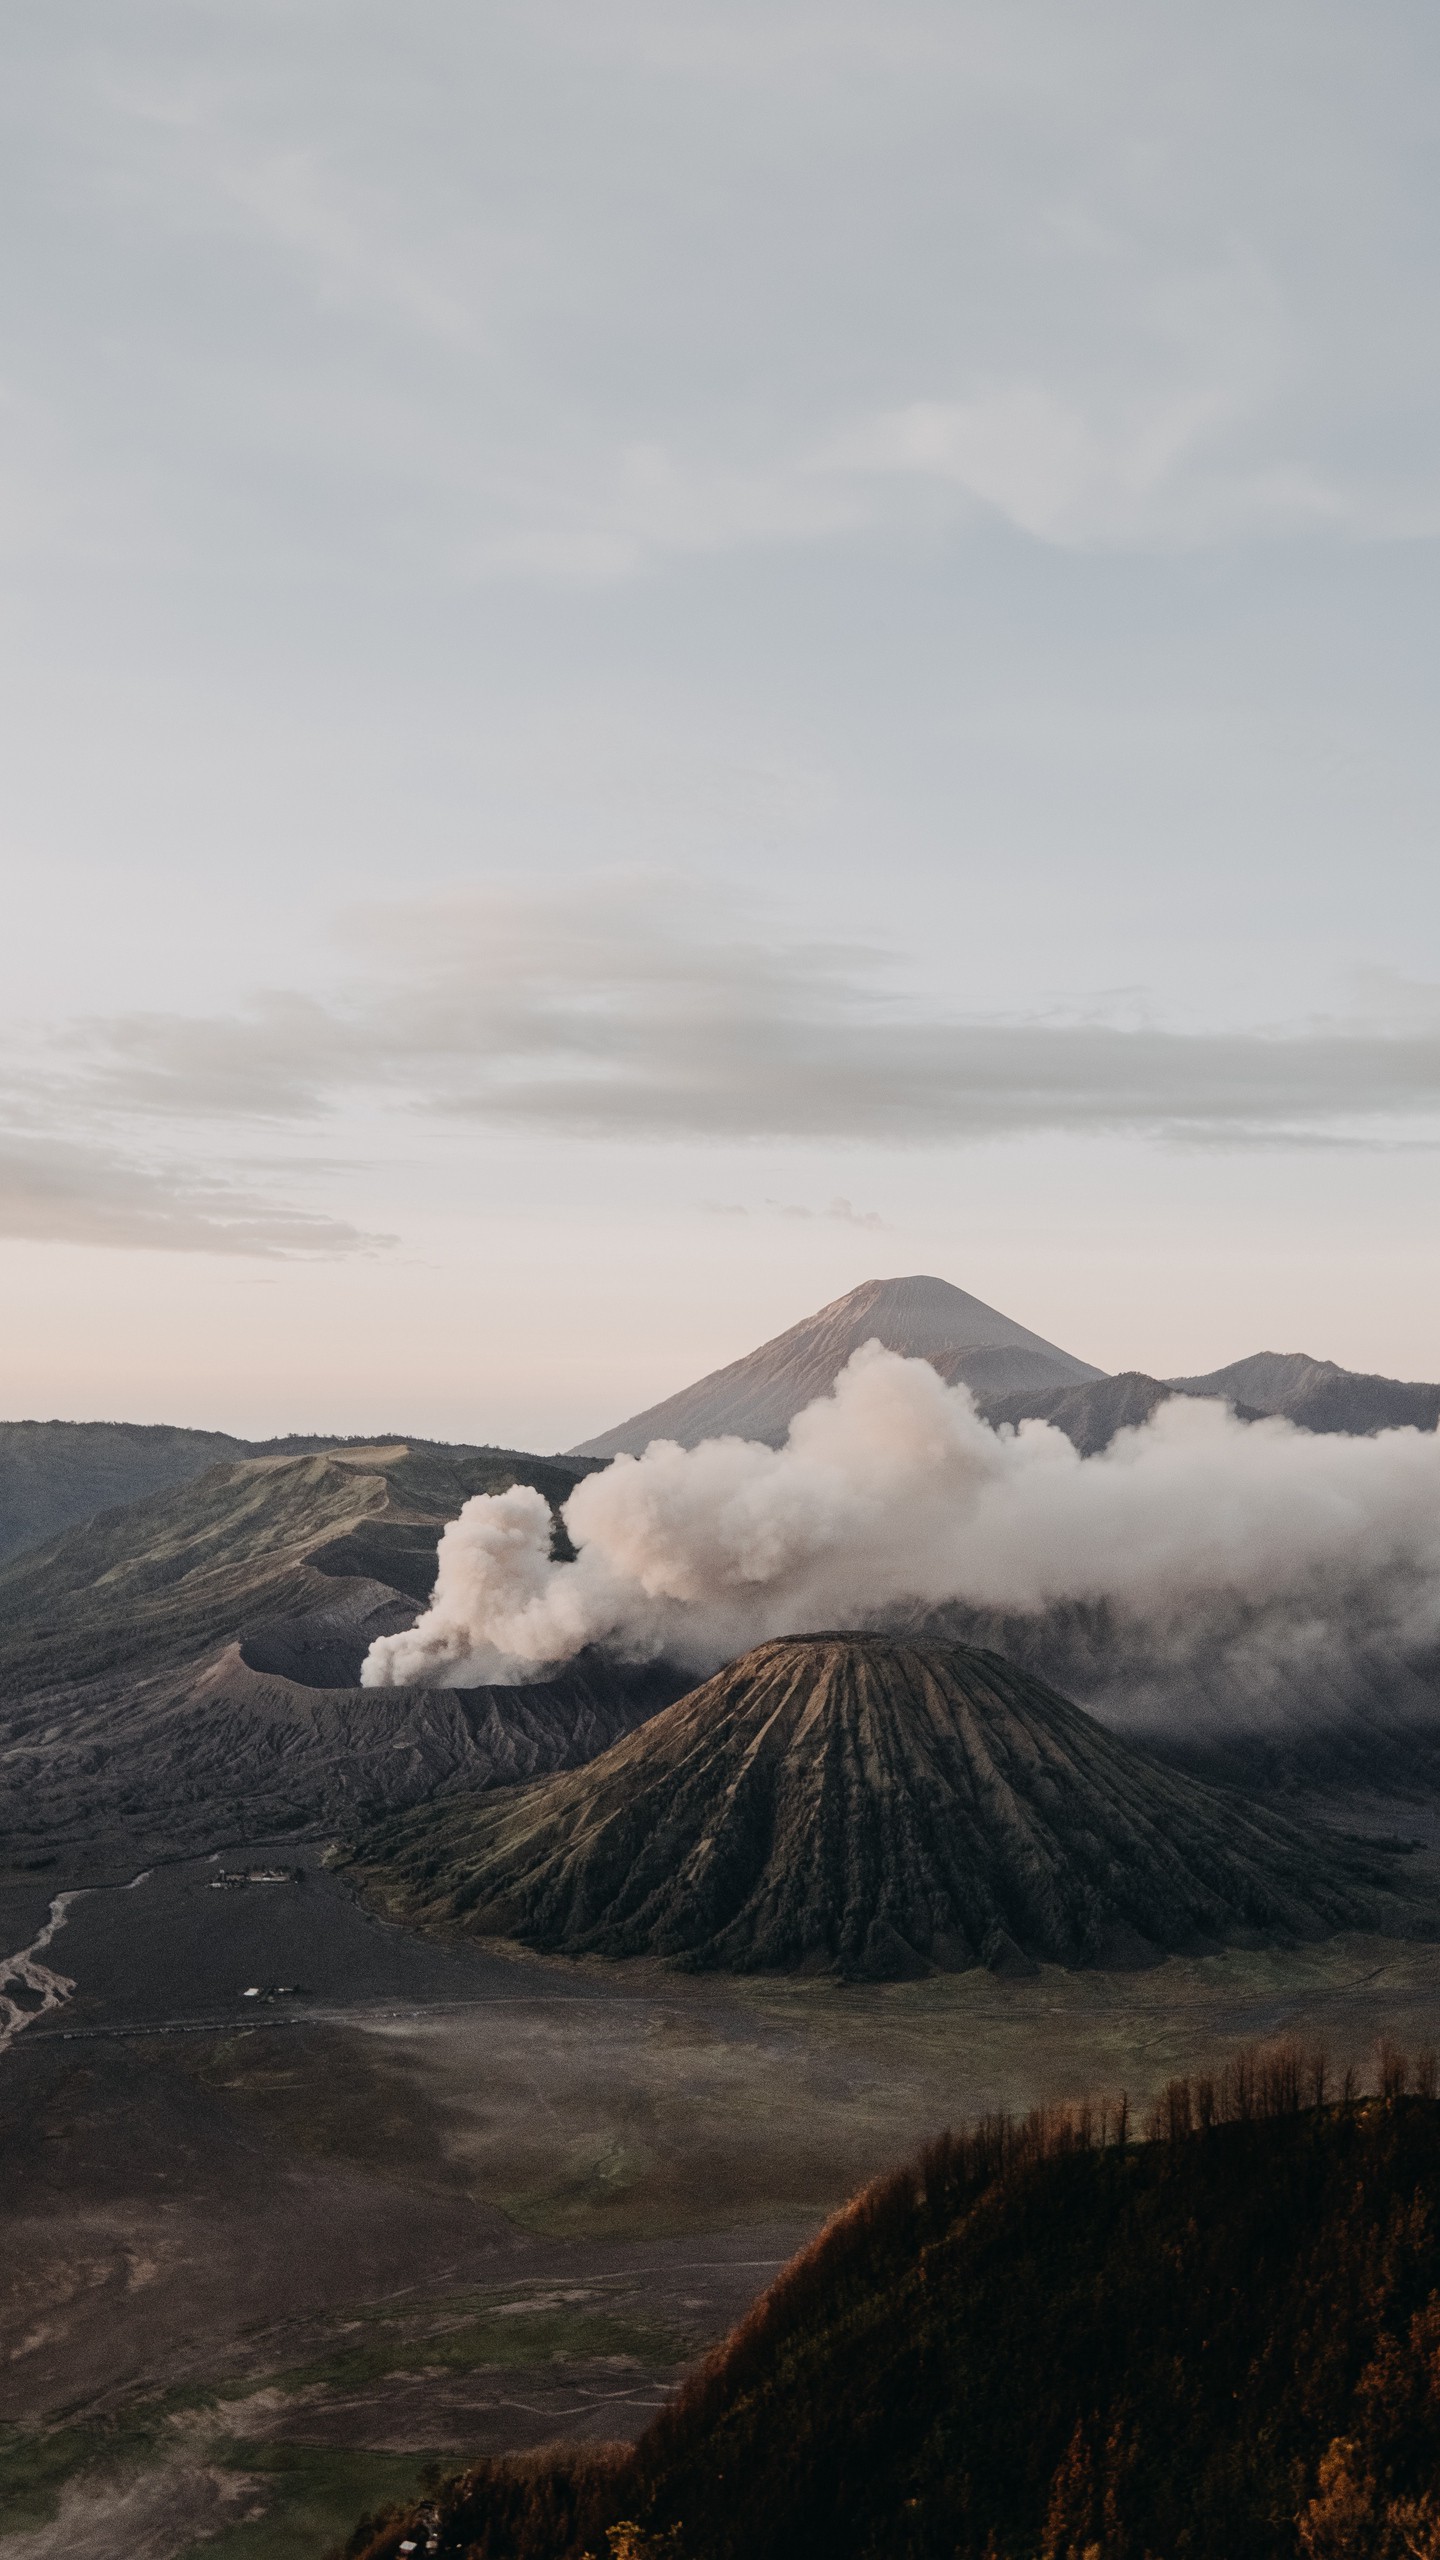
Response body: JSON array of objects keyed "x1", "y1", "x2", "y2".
[
  {"x1": 8, "y1": 884, "x2": 1440, "y2": 1260},
  {"x1": 69, "y1": 886, "x2": 1440, "y2": 1144},
  {"x1": 0, "y1": 1133, "x2": 386, "y2": 1258}
]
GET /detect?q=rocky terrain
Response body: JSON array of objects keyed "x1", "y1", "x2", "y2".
[
  {"x1": 346, "y1": 1633, "x2": 1404, "y2": 1976},
  {"x1": 0, "y1": 1441, "x2": 679, "y2": 1865}
]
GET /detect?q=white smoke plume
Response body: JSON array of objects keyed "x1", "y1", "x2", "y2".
[{"x1": 360, "y1": 1343, "x2": 1440, "y2": 1696}]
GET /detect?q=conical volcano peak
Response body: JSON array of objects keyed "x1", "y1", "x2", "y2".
[
  {"x1": 800, "y1": 1274, "x2": 1062, "y2": 1351},
  {"x1": 351, "y1": 1633, "x2": 1386, "y2": 1980},
  {"x1": 572, "y1": 1275, "x2": 1102, "y2": 1458}
]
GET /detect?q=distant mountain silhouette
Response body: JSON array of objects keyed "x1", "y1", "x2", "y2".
[
  {"x1": 0, "y1": 1419, "x2": 253, "y2": 1565},
  {"x1": 1168, "y1": 1351, "x2": 1440, "y2": 1438},
  {"x1": 983, "y1": 1354, "x2": 1440, "y2": 1455},
  {"x1": 10, "y1": 1319, "x2": 1434, "y2": 1568},
  {"x1": 571, "y1": 1275, "x2": 1102, "y2": 1458},
  {"x1": 350, "y1": 1632, "x2": 1393, "y2": 1975},
  {"x1": 979, "y1": 1370, "x2": 1267, "y2": 1453}
]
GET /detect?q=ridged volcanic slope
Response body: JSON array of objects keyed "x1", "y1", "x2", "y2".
[{"x1": 350, "y1": 1633, "x2": 1386, "y2": 1976}]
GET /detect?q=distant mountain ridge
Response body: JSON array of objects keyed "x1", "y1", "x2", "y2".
[
  {"x1": 571, "y1": 1274, "x2": 1102, "y2": 1458},
  {"x1": 572, "y1": 1274, "x2": 1440, "y2": 1460},
  {"x1": 1171, "y1": 1350, "x2": 1440, "y2": 1437},
  {"x1": 984, "y1": 1353, "x2": 1440, "y2": 1457},
  {"x1": 0, "y1": 1418, "x2": 604, "y2": 1568}
]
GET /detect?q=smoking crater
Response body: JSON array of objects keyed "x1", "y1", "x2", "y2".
[{"x1": 360, "y1": 1343, "x2": 1440, "y2": 1703}]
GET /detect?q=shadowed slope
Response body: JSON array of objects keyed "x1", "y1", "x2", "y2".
[
  {"x1": 349, "y1": 1633, "x2": 1390, "y2": 1976},
  {"x1": 0, "y1": 1418, "x2": 252, "y2": 1565}
]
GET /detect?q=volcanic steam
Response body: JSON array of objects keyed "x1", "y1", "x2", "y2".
[{"x1": 360, "y1": 1343, "x2": 1440, "y2": 1701}]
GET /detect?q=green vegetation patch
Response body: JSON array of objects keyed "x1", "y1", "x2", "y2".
[
  {"x1": 0, "y1": 2278, "x2": 681, "y2": 2543},
  {"x1": 180, "y1": 2443, "x2": 458, "y2": 2560},
  {"x1": 0, "y1": 2285, "x2": 677, "y2": 2546},
  {"x1": 0, "y1": 2384, "x2": 274, "y2": 2537},
  {"x1": 0, "y1": 2422, "x2": 111, "y2": 2536},
  {"x1": 276, "y1": 2301, "x2": 677, "y2": 2396}
]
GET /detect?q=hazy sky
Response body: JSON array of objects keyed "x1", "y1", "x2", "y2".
[{"x1": 5, "y1": 0, "x2": 1440, "y2": 1444}]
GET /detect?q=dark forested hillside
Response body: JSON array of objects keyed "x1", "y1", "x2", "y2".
[{"x1": 344, "y1": 2053, "x2": 1440, "y2": 2560}]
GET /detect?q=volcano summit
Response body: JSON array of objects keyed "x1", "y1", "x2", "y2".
[
  {"x1": 349, "y1": 1633, "x2": 1391, "y2": 1977},
  {"x1": 571, "y1": 1274, "x2": 1101, "y2": 1457}
]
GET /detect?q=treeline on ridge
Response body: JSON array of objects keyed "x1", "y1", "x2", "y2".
[{"x1": 341, "y1": 2042, "x2": 1440, "y2": 2560}]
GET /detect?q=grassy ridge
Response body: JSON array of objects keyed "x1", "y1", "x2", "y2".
[
  {"x1": 347, "y1": 2046, "x2": 1440, "y2": 2560},
  {"x1": 0, "y1": 1442, "x2": 591, "y2": 1691}
]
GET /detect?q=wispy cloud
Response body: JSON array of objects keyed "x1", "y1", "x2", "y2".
[
  {"x1": 45, "y1": 882, "x2": 1440, "y2": 1152},
  {"x1": 6, "y1": 885, "x2": 1440, "y2": 1259},
  {"x1": 768, "y1": 1196, "x2": 887, "y2": 1229},
  {"x1": 704, "y1": 1194, "x2": 889, "y2": 1229},
  {"x1": 0, "y1": 1133, "x2": 389, "y2": 1257}
]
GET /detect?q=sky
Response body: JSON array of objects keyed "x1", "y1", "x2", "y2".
[{"x1": 4, "y1": 0, "x2": 1440, "y2": 1448}]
